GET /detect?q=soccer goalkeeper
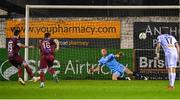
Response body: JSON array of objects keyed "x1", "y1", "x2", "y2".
[{"x1": 89, "y1": 48, "x2": 147, "y2": 80}]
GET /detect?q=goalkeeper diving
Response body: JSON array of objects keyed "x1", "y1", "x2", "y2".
[{"x1": 89, "y1": 48, "x2": 148, "y2": 80}]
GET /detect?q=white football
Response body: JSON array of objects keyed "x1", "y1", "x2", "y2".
[{"x1": 139, "y1": 32, "x2": 147, "y2": 40}]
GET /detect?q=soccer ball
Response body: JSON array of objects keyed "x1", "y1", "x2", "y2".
[{"x1": 139, "y1": 32, "x2": 147, "y2": 40}]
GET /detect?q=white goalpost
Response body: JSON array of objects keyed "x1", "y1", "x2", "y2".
[{"x1": 24, "y1": 5, "x2": 180, "y2": 81}]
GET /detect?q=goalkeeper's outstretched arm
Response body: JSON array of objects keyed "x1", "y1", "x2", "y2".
[
  {"x1": 114, "y1": 52, "x2": 124, "y2": 58},
  {"x1": 89, "y1": 66, "x2": 100, "y2": 72}
]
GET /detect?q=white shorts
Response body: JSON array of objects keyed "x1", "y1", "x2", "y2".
[{"x1": 165, "y1": 53, "x2": 178, "y2": 68}]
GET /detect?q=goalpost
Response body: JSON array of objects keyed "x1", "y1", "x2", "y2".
[{"x1": 24, "y1": 5, "x2": 180, "y2": 81}]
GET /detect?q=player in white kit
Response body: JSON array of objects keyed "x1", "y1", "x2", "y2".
[{"x1": 155, "y1": 27, "x2": 179, "y2": 90}]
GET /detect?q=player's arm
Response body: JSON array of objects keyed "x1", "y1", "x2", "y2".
[
  {"x1": 53, "y1": 39, "x2": 60, "y2": 51},
  {"x1": 89, "y1": 66, "x2": 101, "y2": 72},
  {"x1": 155, "y1": 36, "x2": 161, "y2": 59},
  {"x1": 89, "y1": 61, "x2": 104, "y2": 73},
  {"x1": 155, "y1": 43, "x2": 160, "y2": 59},
  {"x1": 115, "y1": 52, "x2": 124, "y2": 58},
  {"x1": 17, "y1": 43, "x2": 34, "y2": 48},
  {"x1": 175, "y1": 42, "x2": 180, "y2": 58}
]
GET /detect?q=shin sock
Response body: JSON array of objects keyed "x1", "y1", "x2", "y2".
[
  {"x1": 18, "y1": 67, "x2": 23, "y2": 78},
  {"x1": 24, "y1": 65, "x2": 34, "y2": 78},
  {"x1": 40, "y1": 71, "x2": 45, "y2": 82}
]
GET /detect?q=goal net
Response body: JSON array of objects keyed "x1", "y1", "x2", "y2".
[{"x1": 4, "y1": 5, "x2": 179, "y2": 81}]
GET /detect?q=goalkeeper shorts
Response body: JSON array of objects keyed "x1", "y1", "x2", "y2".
[{"x1": 113, "y1": 64, "x2": 125, "y2": 78}]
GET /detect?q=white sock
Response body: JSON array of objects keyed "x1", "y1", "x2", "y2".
[
  {"x1": 170, "y1": 73, "x2": 174, "y2": 87},
  {"x1": 171, "y1": 73, "x2": 176, "y2": 87},
  {"x1": 41, "y1": 82, "x2": 44, "y2": 85},
  {"x1": 168, "y1": 73, "x2": 172, "y2": 86}
]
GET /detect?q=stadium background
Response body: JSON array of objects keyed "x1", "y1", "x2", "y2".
[{"x1": 0, "y1": 0, "x2": 179, "y2": 81}]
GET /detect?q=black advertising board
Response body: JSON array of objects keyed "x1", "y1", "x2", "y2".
[
  {"x1": 134, "y1": 22, "x2": 179, "y2": 49},
  {"x1": 134, "y1": 22, "x2": 180, "y2": 79}
]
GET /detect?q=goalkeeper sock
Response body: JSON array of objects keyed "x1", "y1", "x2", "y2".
[
  {"x1": 133, "y1": 72, "x2": 142, "y2": 79},
  {"x1": 24, "y1": 65, "x2": 34, "y2": 78},
  {"x1": 40, "y1": 71, "x2": 45, "y2": 82},
  {"x1": 18, "y1": 67, "x2": 23, "y2": 78}
]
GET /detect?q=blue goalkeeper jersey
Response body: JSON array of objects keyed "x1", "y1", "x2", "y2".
[{"x1": 98, "y1": 53, "x2": 125, "y2": 73}]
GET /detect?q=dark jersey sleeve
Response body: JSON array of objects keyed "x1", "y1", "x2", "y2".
[
  {"x1": 49, "y1": 39, "x2": 57, "y2": 55},
  {"x1": 50, "y1": 39, "x2": 57, "y2": 49}
]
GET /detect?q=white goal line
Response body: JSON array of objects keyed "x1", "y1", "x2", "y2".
[{"x1": 26, "y1": 5, "x2": 180, "y2": 9}]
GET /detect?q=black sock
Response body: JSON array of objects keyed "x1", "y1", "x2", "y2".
[
  {"x1": 133, "y1": 72, "x2": 144, "y2": 80},
  {"x1": 119, "y1": 77, "x2": 126, "y2": 80}
]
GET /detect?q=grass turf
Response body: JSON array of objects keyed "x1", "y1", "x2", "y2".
[{"x1": 0, "y1": 80, "x2": 179, "y2": 99}]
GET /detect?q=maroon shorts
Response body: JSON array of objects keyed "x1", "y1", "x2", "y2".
[
  {"x1": 40, "y1": 55, "x2": 54, "y2": 69},
  {"x1": 8, "y1": 55, "x2": 24, "y2": 68}
]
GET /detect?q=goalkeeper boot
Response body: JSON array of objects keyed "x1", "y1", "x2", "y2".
[
  {"x1": 18, "y1": 77, "x2": 25, "y2": 85},
  {"x1": 40, "y1": 82, "x2": 45, "y2": 88}
]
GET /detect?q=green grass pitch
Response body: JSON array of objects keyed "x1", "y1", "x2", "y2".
[{"x1": 0, "y1": 80, "x2": 179, "y2": 99}]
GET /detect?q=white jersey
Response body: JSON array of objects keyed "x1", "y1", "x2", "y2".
[
  {"x1": 157, "y1": 34, "x2": 178, "y2": 55},
  {"x1": 157, "y1": 34, "x2": 178, "y2": 67}
]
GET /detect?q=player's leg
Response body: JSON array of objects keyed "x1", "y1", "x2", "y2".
[
  {"x1": 40, "y1": 69, "x2": 46, "y2": 88},
  {"x1": 124, "y1": 65, "x2": 147, "y2": 80},
  {"x1": 112, "y1": 72, "x2": 119, "y2": 80},
  {"x1": 15, "y1": 55, "x2": 33, "y2": 78},
  {"x1": 23, "y1": 61, "x2": 39, "y2": 82},
  {"x1": 23, "y1": 62, "x2": 33, "y2": 78},
  {"x1": 18, "y1": 55, "x2": 38, "y2": 82},
  {"x1": 47, "y1": 55, "x2": 55, "y2": 75},
  {"x1": 112, "y1": 64, "x2": 129, "y2": 80},
  {"x1": 47, "y1": 55, "x2": 59, "y2": 83},
  {"x1": 166, "y1": 53, "x2": 177, "y2": 89},
  {"x1": 39, "y1": 56, "x2": 47, "y2": 88},
  {"x1": 15, "y1": 55, "x2": 39, "y2": 82},
  {"x1": 9, "y1": 58, "x2": 25, "y2": 85},
  {"x1": 172, "y1": 68, "x2": 176, "y2": 87},
  {"x1": 167, "y1": 54, "x2": 177, "y2": 89},
  {"x1": 167, "y1": 67, "x2": 176, "y2": 89},
  {"x1": 17, "y1": 66, "x2": 26, "y2": 85}
]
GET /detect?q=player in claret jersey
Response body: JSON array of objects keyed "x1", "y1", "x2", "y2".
[
  {"x1": 39, "y1": 33, "x2": 59, "y2": 88},
  {"x1": 7, "y1": 29, "x2": 38, "y2": 85},
  {"x1": 155, "y1": 27, "x2": 180, "y2": 90}
]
